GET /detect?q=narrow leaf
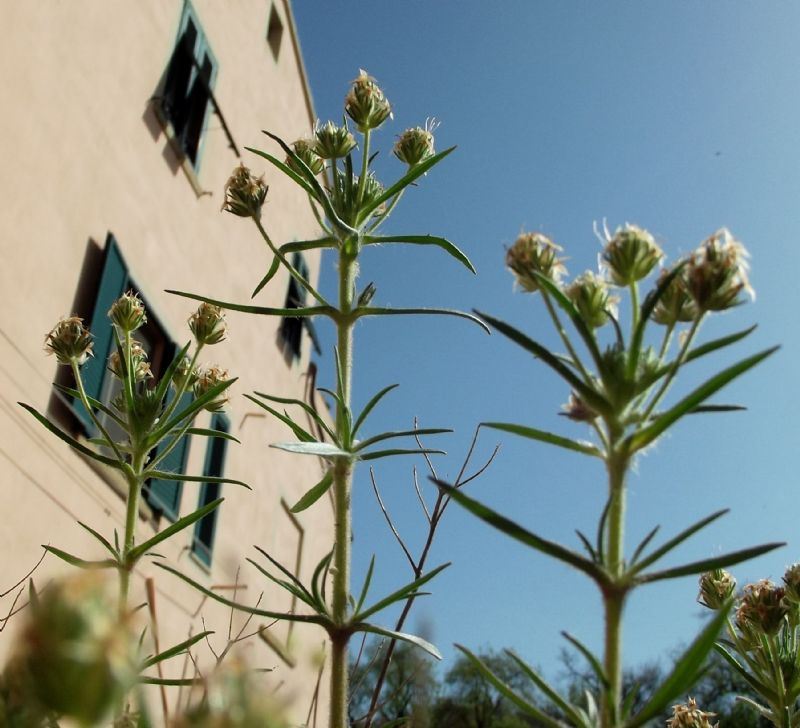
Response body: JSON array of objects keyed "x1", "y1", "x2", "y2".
[
  {"x1": 280, "y1": 238, "x2": 337, "y2": 254},
  {"x1": 684, "y1": 324, "x2": 758, "y2": 366},
  {"x1": 628, "y1": 346, "x2": 778, "y2": 453},
  {"x1": 688, "y1": 404, "x2": 746, "y2": 414},
  {"x1": 20, "y1": 403, "x2": 123, "y2": 469},
  {"x1": 44, "y1": 545, "x2": 118, "y2": 570},
  {"x1": 356, "y1": 306, "x2": 490, "y2": 332},
  {"x1": 360, "y1": 448, "x2": 445, "y2": 461},
  {"x1": 142, "y1": 472, "x2": 250, "y2": 489},
  {"x1": 185, "y1": 428, "x2": 241, "y2": 444},
  {"x1": 251, "y1": 255, "x2": 280, "y2": 299},
  {"x1": 252, "y1": 545, "x2": 317, "y2": 607},
  {"x1": 166, "y1": 289, "x2": 336, "y2": 320},
  {"x1": 142, "y1": 631, "x2": 213, "y2": 668},
  {"x1": 290, "y1": 470, "x2": 334, "y2": 513},
  {"x1": 357, "y1": 624, "x2": 443, "y2": 660},
  {"x1": 483, "y1": 422, "x2": 602, "y2": 458},
  {"x1": 354, "y1": 563, "x2": 450, "y2": 622},
  {"x1": 244, "y1": 394, "x2": 315, "y2": 443},
  {"x1": 253, "y1": 391, "x2": 337, "y2": 443},
  {"x1": 152, "y1": 341, "x2": 192, "y2": 408},
  {"x1": 561, "y1": 632, "x2": 609, "y2": 689},
  {"x1": 77, "y1": 521, "x2": 118, "y2": 559},
  {"x1": 127, "y1": 499, "x2": 223, "y2": 563},
  {"x1": 363, "y1": 234, "x2": 475, "y2": 273},
  {"x1": 713, "y1": 643, "x2": 778, "y2": 703},
  {"x1": 434, "y1": 480, "x2": 604, "y2": 583},
  {"x1": 630, "y1": 525, "x2": 660, "y2": 566},
  {"x1": 355, "y1": 555, "x2": 376, "y2": 615},
  {"x1": 271, "y1": 441, "x2": 351, "y2": 458},
  {"x1": 352, "y1": 384, "x2": 399, "y2": 437},
  {"x1": 53, "y1": 384, "x2": 125, "y2": 427},
  {"x1": 354, "y1": 428, "x2": 451, "y2": 452}
]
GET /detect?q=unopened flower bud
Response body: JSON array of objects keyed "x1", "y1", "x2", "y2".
[
  {"x1": 565, "y1": 271, "x2": 616, "y2": 328},
  {"x1": 736, "y1": 579, "x2": 788, "y2": 636},
  {"x1": 194, "y1": 365, "x2": 230, "y2": 412},
  {"x1": 222, "y1": 164, "x2": 268, "y2": 218},
  {"x1": 687, "y1": 229, "x2": 752, "y2": 312},
  {"x1": 505, "y1": 233, "x2": 567, "y2": 293},
  {"x1": 172, "y1": 355, "x2": 199, "y2": 391},
  {"x1": 288, "y1": 138, "x2": 324, "y2": 176},
  {"x1": 394, "y1": 120, "x2": 437, "y2": 167},
  {"x1": 315, "y1": 120, "x2": 356, "y2": 159},
  {"x1": 108, "y1": 341, "x2": 152, "y2": 383},
  {"x1": 602, "y1": 224, "x2": 664, "y2": 286},
  {"x1": 14, "y1": 575, "x2": 135, "y2": 725},
  {"x1": 651, "y1": 265, "x2": 698, "y2": 325},
  {"x1": 783, "y1": 564, "x2": 800, "y2": 603},
  {"x1": 45, "y1": 316, "x2": 94, "y2": 365},
  {"x1": 667, "y1": 698, "x2": 717, "y2": 728},
  {"x1": 559, "y1": 392, "x2": 598, "y2": 422},
  {"x1": 698, "y1": 569, "x2": 736, "y2": 610},
  {"x1": 108, "y1": 291, "x2": 147, "y2": 333},
  {"x1": 345, "y1": 70, "x2": 392, "y2": 132},
  {"x1": 189, "y1": 303, "x2": 227, "y2": 346}
]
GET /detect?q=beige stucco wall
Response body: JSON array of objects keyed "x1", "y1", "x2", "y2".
[{"x1": 0, "y1": 1, "x2": 333, "y2": 723}]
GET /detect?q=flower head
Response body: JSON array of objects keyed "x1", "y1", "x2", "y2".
[
  {"x1": 559, "y1": 392, "x2": 598, "y2": 422},
  {"x1": 506, "y1": 232, "x2": 567, "y2": 293},
  {"x1": 194, "y1": 365, "x2": 230, "y2": 412},
  {"x1": 667, "y1": 698, "x2": 717, "y2": 728},
  {"x1": 189, "y1": 303, "x2": 227, "y2": 346},
  {"x1": 687, "y1": 229, "x2": 753, "y2": 312},
  {"x1": 288, "y1": 138, "x2": 324, "y2": 176},
  {"x1": 345, "y1": 70, "x2": 392, "y2": 132},
  {"x1": 172, "y1": 355, "x2": 199, "y2": 392},
  {"x1": 736, "y1": 579, "x2": 788, "y2": 636},
  {"x1": 108, "y1": 291, "x2": 147, "y2": 333},
  {"x1": 222, "y1": 164, "x2": 268, "y2": 218},
  {"x1": 108, "y1": 341, "x2": 152, "y2": 383},
  {"x1": 651, "y1": 265, "x2": 698, "y2": 325},
  {"x1": 698, "y1": 569, "x2": 736, "y2": 610},
  {"x1": 601, "y1": 224, "x2": 664, "y2": 286},
  {"x1": 394, "y1": 119, "x2": 437, "y2": 167},
  {"x1": 314, "y1": 120, "x2": 357, "y2": 159},
  {"x1": 45, "y1": 316, "x2": 94, "y2": 366},
  {"x1": 565, "y1": 270, "x2": 617, "y2": 328}
]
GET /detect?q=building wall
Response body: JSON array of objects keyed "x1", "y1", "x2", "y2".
[{"x1": 0, "y1": 1, "x2": 332, "y2": 722}]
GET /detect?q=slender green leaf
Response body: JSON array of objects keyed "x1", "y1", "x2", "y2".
[
  {"x1": 142, "y1": 631, "x2": 212, "y2": 668},
  {"x1": 246, "y1": 556, "x2": 316, "y2": 609},
  {"x1": 20, "y1": 403, "x2": 123, "y2": 469},
  {"x1": 630, "y1": 525, "x2": 660, "y2": 567},
  {"x1": 684, "y1": 324, "x2": 758, "y2": 366},
  {"x1": 185, "y1": 428, "x2": 241, "y2": 444},
  {"x1": 127, "y1": 499, "x2": 223, "y2": 563},
  {"x1": 629, "y1": 346, "x2": 778, "y2": 452},
  {"x1": 561, "y1": 632, "x2": 609, "y2": 689},
  {"x1": 244, "y1": 394, "x2": 315, "y2": 443},
  {"x1": 714, "y1": 643, "x2": 778, "y2": 703},
  {"x1": 688, "y1": 404, "x2": 746, "y2": 414},
  {"x1": 352, "y1": 384, "x2": 399, "y2": 437},
  {"x1": 638, "y1": 541, "x2": 785, "y2": 583},
  {"x1": 354, "y1": 563, "x2": 450, "y2": 622},
  {"x1": 456, "y1": 645, "x2": 569, "y2": 728},
  {"x1": 139, "y1": 677, "x2": 202, "y2": 686},
  {"x1": 142, "y1": 472, "x2": 250, "y2": 489},
  {"x1": 356, "y1": 306, "x2": 490, "y2": 332},
  {"x1": 152, "y1": 341, "x2": 192, "y2": 408},
  {"x1": 251, "y1": 255, "x2": 280, "y2": 299},
  {"x1": 53, "y1": 383, "x2": 125, "y2": 427},
  {"x1": 76, "y1": 521, "x2": 118, "y2": 559},
  {"x1": 253, "y1": 391, "x2": 337, "y2": 443},
  {"x1": 363, "y1": 234, "x2": 475, "y2": 274},
  {"x1": 310, "y1": 550, "x2": 333, "y2": 615},
  {"x1": 357, "y1": 147, "x2": 455, "y2": 225},
  {"x1": 281, "y1": 238, "x2": 337, "y2": 254},
  {"x1": 355, "y1": 555, "x2": 376, "y2": 616},
  {"x1": 506, "y1": 649, "x2": 589, "y2": 727},
  {"x1": 476, "y1": 312, "x2": 611, "y2": 416},
  {"x1": 626, "y1": 605, "x2": 731, "y2": 728},
  {"x1": 361, "y1": 448, "x2": 445, "y2": 461},
  {"x1": 149, "y1": 378, "x2": 236, "y2": 445},
  {"x1": 252, "y1": 546, "x2": 318, "y2": 609},
  {"x1": 483, "y1": 422, "x2": 602, "y2": 458},
  {"x1": 154, "y1": 562, "x2": 329, "y2": 624},
  {"x1": 629, "y1": 510, "x2": 728, "y2": 576},
  {"x1": 271, "y1": 441, "x2": 351, "y2": 458},
  {"x1": 354, "y1": 428, "x2": 451, "y2": 452},
  {"x1": 165, "y1": 289, "x2": 336, "y2": 320},
  {"x1": 575, "y1": 531, "x2": 597, "y2": 561},
  {"x1": 44, "y1": 545, "x2": 118, "y2": 570},
  {"x1": 357, "y1": 624, "x2": 443, "y2": 661},
  {"x1": 434, "y1": 480, "x2": 605, "y2": 583},
  {"x1": 290, "y1": 470, "x2": 334, "y2": 513},
  {"x1": 246, "y1": 146, "x2": 320, "y2": 204}
]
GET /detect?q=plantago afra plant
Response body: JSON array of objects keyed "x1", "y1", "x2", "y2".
[
  {"x1": 161, "y1": 70, "x2": 483, "y2": 728},
  {"x1": 19, "y1": 295, "x2": 246, "y2": 718},
  {"x1": 700, "y1": 564, "x2": 800, "y2": 727},
  {"x1": 436, "y1": 224, "x2": 782, "y2": 728}
]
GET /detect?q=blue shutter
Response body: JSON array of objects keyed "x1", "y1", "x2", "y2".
[
  {"x1": 192, "y1": 413, "x2": 229, "y2": 566},
  {"x1": 145, "y1": 391, "x2": 193, "y2": 521},
  {"x1": 73, "y1": 234, "x2": 128, "y2": 433}
]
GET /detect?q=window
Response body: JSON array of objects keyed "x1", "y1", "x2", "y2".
[
  {"x1": 160, "y1": 1, "x2": 217, "y2": 168},
  {"x1": 278, "y1": 253, "x2": 322, "y2": 363},
  {"x1": 191, "y1": 413, "x2": 229, "y2": 566},
  {"x1": 72, "y1": 234, "x2": 191, "y2": 521},
  {"x1": 266, "y1": 4, "x2": 284, "y2": 61}
]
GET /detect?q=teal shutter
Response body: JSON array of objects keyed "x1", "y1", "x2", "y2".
[
  {"x1": 74, "y1": 234, "x2": 128, "y2": 433},
  {"x1": 145, "y1": 391, "x2": 193, "y2": 521},
  {"x1": 192, "y1": 413, "x2": 229, "y2": 566}
]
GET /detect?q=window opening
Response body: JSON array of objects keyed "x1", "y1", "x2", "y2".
[
  {"x1": 192, "y1": 413, "x2": 229, "y2": 566},
  {"x1": 266, "y1": 4, "x2": 284, "y2": 61}
]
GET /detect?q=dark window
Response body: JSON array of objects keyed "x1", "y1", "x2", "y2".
[
  {"x1": 279, "y1": 253, "x2": 309, "y2": 362},
  {"x1": 266, "y1": 4, "x2": 284, "y2": 61},
  {"x1": 192, "y1": 413, "x2": 229, "y2": 566},
  {"x1": 160, "y1": 2, "x2": 217, "y2": 167},
  {"x1": 72, "y1": 234, "x2": 191, "y2": 521}
]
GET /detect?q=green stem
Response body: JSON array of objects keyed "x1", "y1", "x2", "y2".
[
  {"x1": 70, "y1": 359, "x2": 125, "y2": 463},
  {"x1": 541, "y1": 292, "x2": 594, "y2": 385},
  {"x1": 628, "y1": 282, "x2": 640, "y2": 342},
  {"x1": 119, "y1": 448, "x2": 146, "y2": 615},
  {"x1": 356, "y1": 129, "x2": 371, "y2": 209},
  {"x1": 329, "y1": 250, "x2": 357, "y2": 728},
  {"x1": 603, "y1": 449, "x2": 629, "y2": 728}
]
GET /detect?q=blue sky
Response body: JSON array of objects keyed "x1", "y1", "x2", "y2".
[{"x1": 289, "y1": 2, "x2": 800, "y2": 678}]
